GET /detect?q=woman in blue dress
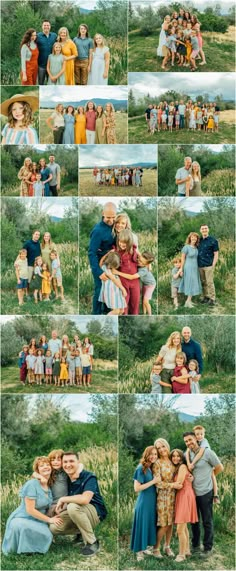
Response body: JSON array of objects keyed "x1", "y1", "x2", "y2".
[
  {"x1": 63, "y1": 105, "x2": 75, "y2": 144},
  {"x1": 2, "y1": 456, "x2": 63, "y2": 555},
  {"x1": 130, "y1": 446, "x2": 158, "y2": 562},
  {"x1": 39, "y1": 158, "x2": 52, "y2": 197},
  {"x1": 179, "y1": 232, "x2": 202, "y2": 308}
]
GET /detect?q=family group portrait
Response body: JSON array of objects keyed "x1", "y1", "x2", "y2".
[
  {"x1": 1, "y1": 197, "x2": 78, "y2": 315},
  {"x1": 1, "y1": 394, "x2": 118, "y2": 570},
  {"x1": 128, "y1": 0, "x2": 236, "y2": 73},
  {"x1": 1, "y1": 0, "x2": 127, "y2": 86},
  {"x1": 1, "y1": 144, "x2": 79, "y2": 197},
  {"x1": 119, "y1": 393, "x2": 235, "y2": 570},
  {"x1": 1, "y1": 315, "x2": 118, "y2": 394},
  {"x1": 157, "y1": 197, "x2": 235, "y2": 315},
  {"x1": 79, "y1": 144, "x2": 157, "y2": 196},
  {"x1": 128, "y1": 72, "x2": 235, "y2": 144},
  {"x1": 118, "y1": 315, "x2": 235, "y2": 394},
  {"x1": 1, "y1": 87, "x2": 39, "y2": 145},
  {"x1": 79, "y1": 197, "x2": 157, "y2": 315},
  {"x1": 158, "y1": 144, "x2": 235, "y2": 196},
  {"x1": 39, "y1": 85, "x2": 128, "y2": 144}
]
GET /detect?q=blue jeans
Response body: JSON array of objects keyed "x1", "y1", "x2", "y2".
[
  {"x1": 38, "y1": 67, "x2": 48, "y2": 85},
  {"x1": 180, "y1": 115, "x2": 185, "y2": 129}
]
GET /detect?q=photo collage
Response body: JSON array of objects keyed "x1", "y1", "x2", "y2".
[{"x1": 0, "y1": 1, "x2": 235, "y2": 570}]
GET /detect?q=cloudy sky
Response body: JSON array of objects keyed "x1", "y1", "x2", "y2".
[
  {"x1": 40, "y1": 86, "x2": 128, "y2": 106},
  {"x1": 25, "y1": 395, "x2": 116, "y2": 422},
  {"x1": 135, "y1": 394, "x2": 228, "y2": 416},
  {"x1": 80, "y1": 197, "x2": 156, "y2": 208},
  {"x1": 131, "y1": 0, "x2": 235, "y2": 13},
  {"x1": 0, "y1": 315, "x2": 118, "y2": 334},
  {"x1": 158, "y1": 196, "x2": 231, "y2": 213},
  {"x1": 176, "y1": 144, "x2": 233, "y2": 153},
  {"x1": 129, "y1": 73, "x2": 236, "y2": 101},
  {"x1": 79, "y1": 144, "x2": 157, "y2": 167},
  {"x1": 8, "y1": 197, "x2": 75, "y2": 218}
]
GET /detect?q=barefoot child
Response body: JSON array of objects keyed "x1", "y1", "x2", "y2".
[
  {"x1": 50, "y1": 250, "x2": 64, "y2": 300},
  {"x1": 42, "y1": 262, "x2": 51, "y2": 301},
  {"x1": 45, "y1": 349, "x2": 53, "y2": 384},
  {"x1": 14, "y1": 249, "x2": 28, "y2": 305},
  {"x1": 18, "y1": 345, "x2": 28, "y2": 384},
  {"x1": 171, "y1": 256, "x2": 182, "y2": 309},
  {"x1": 26, "y1": 347, "x2": 36, "y2": 385},
  {"x1": 81, "y1": 346, "x2": 92, "y2": 386},
  {"x1": 98, "y1": 251, "x2": 127, "y2": 315},
  {"x1": 34, "y1": 349, "x2": 45, "y2": 385},
  {"x1": 186, "y1": 425, "x2": 220, "y2": 504}
]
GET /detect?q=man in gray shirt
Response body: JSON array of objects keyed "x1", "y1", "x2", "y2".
[
  {"x1": 183, "y1": 432, "x2": 223, "y2": 558},
  {"x1": 73, "y1": 24, "x2": 93, "y2": 85},
  {"x1": 175, "y1": 156, "x2": 192, "y2": 196},
  {"x1": 47, "y1": 155, "x2": 61, "y2": 196}
]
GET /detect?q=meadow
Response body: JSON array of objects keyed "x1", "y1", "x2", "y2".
[
  {"x1": 128, "y1": 111, "x2": 235, "y2": 144},
  {"x1": 1, "y1": 181, "x2": 78, "y2": 197},
  {"x1": 1, "y1": 359, "x2": 118, "y2": 394},
  {"x1": 128, "y1": 26, "x2": 236, "y2": 72},
  {"x1": 1, "y1": 445, "x2": 118, "y2": 571},
  {"x1": 1, "y1": 242, "x2": 78, "y2": 315},
  {"x1": 40, "y1": 110, "x2": 128, "y2": 145},
  {"x1": 119, "y1": 458, "x2": 235, "y2": 570},
  {"x1": 79, "y1": 169, "x2": 157, "y2": 197}
]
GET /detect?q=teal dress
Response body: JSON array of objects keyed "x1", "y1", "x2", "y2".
[
  {"x1": 2, "y1": 479, "x2": 53, "y2": 555},
  {"x1": 47, "y1": 54, "x2": 65, "y2": 85},
  {"x1": 130, "y1": 464, "x2": 157, "y2": 552},
  {"x1": 179, "y1": 245, "x2": 202, "y2": 296}
]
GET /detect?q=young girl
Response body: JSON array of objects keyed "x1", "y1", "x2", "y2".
[
  {"x1": 26, "y1": 348, "x2": 36, "y2": 384},
  {"x1": 42, "y1": 262, "x2": 51, "y2": 301},
  {"x1": 50, "y1": 251, "x2": 64, "y2": 301},
  {"x1": 45, "y1": 349, "x2": 53, "y2": 384},
  {"x1": 188, "y1": 359, "x2": 200, "y2": 393},
  {"x1": 75, "y1": 349, "x2": 82, "y2": 385},
  {"x1": 88, "y1": 33, "x2": 110, "y2": 85},
  {"x1": 14, "y1": 248, "x2": 28, "y2": 305},
  {"x1": 207, "y1": 112, "x2": 215, "y2": 133},
  {"x1": 53, "y1": 352, "x2": 61, "y2": 385},
  {"x1": 67, "y1": 353, "x2": 76, "y2": 386},
  {"x1": 1, "y1": 93, "x2": 39, "y2": 144},
  {"x1": 168, "y1": 111, "x2": 174, "y2": 132},
  {"x1": 130, "y1": 446, "x2": 158, "y2": 562},
  {"x1": 175, "y1": 109, "x2": 180, "y2": 130},
  {"x1": 59, "y1": 357, "x2": 69, "y2": 387},
  {"x1": 18, "y1": 345, "x2": 28, "y2": 384},
  {"x1": 115, "y1": 251, "x2": 156, "y2": 316},
  {"x1": 189, "y1": 105, "x2": 196, "y2": 130},
  {"x1": 47, "y1": 42, "x2": 66, "y2": 85},
  {"x1": 171, "y1": 352, "x2": 191, "y2": 394},
  {"x1": 81, "y1": 346, "x2": 92, "y2": 386},
  {"x1": 31, "y1": 256, "x2": 43, "y2": 303},
  {"x1": 34, "y1": 349, "x2": 45, "y2": 385},
  {"x1": 161, "y1": 109, "x2": 167, "y2": 130},
  {"x1": 33, "y1": 449, "x2": 68, "y2": 516},
  {"x1": 166, "y1": 27, "x2": 177, "y2": 66},
  {"x1": 114, "y1": 229, "x2": 140, "y2": 315},
  {"x1": 98, "y1": 251, "x2": 127, "y2": 315},
  {"x1": 203, "y1": 110, "x2": 208, "y2": 131}
]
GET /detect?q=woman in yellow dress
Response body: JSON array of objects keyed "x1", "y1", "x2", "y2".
[
  {"x1": 57, "y1": 27, "x2": 77, "y2": 85},
  {"x1": 74, "y1": 106, "x2": 87, "y2": 144}
]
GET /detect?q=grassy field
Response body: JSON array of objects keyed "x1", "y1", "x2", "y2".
[
  {"x1": 128, "y1": 112, "x2": 235, "y2": 144},
  {"x1": 119, "y1": 457, "x2": 234, "y2": 569},
  {"x1": 1, "y1": 445, "x2": 118, "y2": 570},
  {"x1": 79, "y1": 231, "x2": 158, "y2": 315},
  {"x1": 40, "y1": 110, "x2": 128, "y2": 144},
  {"x1": 1, "y1": 182, "x2": 78, "y2": 197},
  {"x1": 128, "y1": 26, "x2": 236, "y2": 72},
  {"x1": 118, "y1": 356, "x2": 234, "y2": 394},
  {"x1": 158, "y1": 239, "x2": 235, "y2": 316},
  {"x1": 79, "y1": 169, "x2": 157, "y2": 197},
  {"x1": 1, "y1": 359, "x2": 118, "y2": 394},
  {"x1": 1, "y1": 243, "x2": 78, "y2": 315}
]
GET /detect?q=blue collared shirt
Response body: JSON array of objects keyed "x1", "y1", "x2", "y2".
[
  {"x1": 198, "y1": 236, "x2": 219, "y2": 268},
  {"x1": 37, "y1": 32, "x2": 57, "y2": 67}
]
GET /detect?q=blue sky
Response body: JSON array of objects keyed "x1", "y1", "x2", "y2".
[
  {"x1": 40, "y1": 86, "x2": 128, "y2": 106},
  {"x1": 0, "y1": 315, "x2": 118, "y2": 335}
]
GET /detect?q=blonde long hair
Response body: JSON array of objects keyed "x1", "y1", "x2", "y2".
[
  {"x1": 191, "y1": 161, "x2": 201, "y2": 180},
  {"x1": 166, "y1": 331, "x2": 181, "y2": 350},
  {"x1": 154, "y1": 438, "x2": 170, "y2": 459}
]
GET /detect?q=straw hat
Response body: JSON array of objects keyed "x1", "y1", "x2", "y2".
[{"x1": 0, "y1": 91, "x2": 39, "y2": 116}]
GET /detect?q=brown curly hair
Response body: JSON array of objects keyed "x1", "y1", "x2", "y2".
[
  {"x1": 8, "y1": 101, "x2": 33, "y2": 127},
  {"x1": 139, "y1": 446, "x2": 157, "y2": 474},
  {"x1": 185, "y1": 232, "x2": 200, "y2": 247},
  {"x1": 32, "y1": 456, "x2": 55, "y2": 486}
]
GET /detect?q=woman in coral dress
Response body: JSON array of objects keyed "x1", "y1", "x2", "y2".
[
  {"x1": 57, "y1": 27, "x2": 77, "y2": 85},
  {"x1": 74, "y1": 106, "x2": 86, "y2": 144},
  {"x1": 170, "y1": 449, "x2": 198, "y2": 563},
  {"x1": 28, "y1": 162, "x2": 38, "y2": 197}
]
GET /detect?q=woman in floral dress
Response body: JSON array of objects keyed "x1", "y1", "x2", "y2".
[{"x1": 104, "y1": 102, "x2": 116, "y2": 144}]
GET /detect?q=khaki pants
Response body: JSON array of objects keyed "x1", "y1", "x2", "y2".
[
  {"x1": 50, "y1": 502, "x2": 100, "y2": 544},
  {"x1": 199, "y1": 266, "x2": 215, "y2": 301},
  {"x1": 74, "y1": 59, "x2": 89, "y2": 85},
  {"x1": 160, "y1": 368, "x2": 174, "y2": 394}
]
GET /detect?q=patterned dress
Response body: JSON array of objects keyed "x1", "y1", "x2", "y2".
[
  {"x1": 18, "y1": 166, "x2": 32, "y2": 196},
  {"x1": 105, "y1": 113, "x2": 116, "y2": 144},
  {"x1": 153, "y1": 459, "x2": 175, "y2": 526}
]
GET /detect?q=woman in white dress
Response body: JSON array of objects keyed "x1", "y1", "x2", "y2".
[
  {"x1": 88, "y1": 33, "x2": 110, "y2": 85},
  {"x1": 157, "y1": 15, "x2": 171, "y2": 56},
  {"x1": 189, "y1": 105, "x2": 196, "y2": 130}
]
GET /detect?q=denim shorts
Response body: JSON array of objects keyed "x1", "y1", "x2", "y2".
[{"x1": 16, "y1": 278, "x2": 28, "y2": 289}]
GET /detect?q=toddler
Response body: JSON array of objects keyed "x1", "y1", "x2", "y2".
[
  {"x1": 171, "y1": 256, "x2": 182, "y2": 309},
  {"x1": 42, "y1": 262, "x2": 51, "y2": 301},
  {"x1": 53, "y1": 351, "x2": 61, "y2": 385},
  {"x1": 150, "y1": 363, "x2": 162, "y2": 394},
  {"x1": 59, "y1": 356, "x2": 69, "y2": 387},
  {"x1": 188, "y1": 359, "x2": 200, "y2": 393},
  {"x1": 190, "y1": 30, "x2": 199, "y2": 71},
  {"x1": 186, "y1": 425, "x2": 220, "y2": 504},
  {"x1": 50, "y1": 250, "x2": 64, "y2": 300},
  {"x1": 31, "y1": 255, "x2": 43, "y2": 303}
]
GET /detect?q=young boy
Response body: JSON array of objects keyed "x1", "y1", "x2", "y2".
[
  {"x1": 171, "y1": 257, "x2": 182, "y2": 309},
  {"x1": 14, "y1": 248, "x2": 28, "y2": 305},
  {"x1": 150, "y1": 363, "x2": 163, "y2": 394},
  {"x1": 80, "y1": 346, "x2": 92, "y2": 386},
  {"x1": 26, "y1": 348, "x2": 36, "y2": 385},
  {"x1": 186, "y1": 425, "x2": 220, "y2": 504},
  {"x1": 33, "y1": 173, "x2": 44, "y2": 197}
]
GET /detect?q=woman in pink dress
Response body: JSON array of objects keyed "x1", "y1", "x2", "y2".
[
  {"x1": 28, "y1": 162, "x2": 38, "y2": 197},
  {"x1": 170, "y1": 449, "x2": 198, "y2": 562}
]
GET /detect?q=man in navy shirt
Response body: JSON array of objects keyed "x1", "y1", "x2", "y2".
[
  {"x1": 181, "y1": 326, "x2": 203, "y2": 381},
  {"x1": 198, "y1": 224, "x2": 219, "y2": 306},
  {"x1": 50, "y1": 451, "x2": 107, "y2": 557},
  {"x1": 145, "y1": 104, "x2": 153, "y2": 132},
  {"x1": 37, "y1": 20, "x2": 57, "y2": 85},
  {"x1": 88, "y1": 202, "x2": 116, "y2": 314},
  {"x1": 23, "y1": 230, "x2": 41, "y2": 285}
]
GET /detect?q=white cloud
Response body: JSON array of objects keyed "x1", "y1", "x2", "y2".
[{"x1": 79, "y1": 144, "x2": 157, "y2": 167}]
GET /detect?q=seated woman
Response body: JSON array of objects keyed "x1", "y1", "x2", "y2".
[{"x1": 2, "y1": 456, "x2": 62, "y2": 555}]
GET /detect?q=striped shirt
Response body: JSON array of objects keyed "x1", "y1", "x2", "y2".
[{"x1": 2, "y1": 124, "x2": 39, "y2": 144}]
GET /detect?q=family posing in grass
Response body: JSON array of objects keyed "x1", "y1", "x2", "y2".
[
  {"x1": 88, "y1": 202, "x2": 156, "y2": 316},
  {"x1": 46, "y1": 101, "x2": 117, "y2": 145},
  {"x1": 14, "y1": 231, "x2": 64, "y2": 305},
  {"x1": 131, "y1": 433, "x2": 223, "y2": 563},
  {"x1": 18, "y1": 331, "x2": 94, "y2": 387},
  {"x1": 145, "y1": 100, "x2": 220, "y2": 134},
  {"x1": 20, "y1": 21, "x2": 110, "y2": 86},
  {"x1": 2, "y1": 450, "x2": 106, "y2": 557},
  {"x1": 18, "y1": 155, "x2": 61, "y2": 197},
  {"x1": 150, "y1": 327, "x2": 203, "y2": 394},
  {"x1": 157, "y1": 9, "x2": 206, "y2": 71},
  {"x1": 92, "y1": 166, "x2": 143, "y2": 188}
]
